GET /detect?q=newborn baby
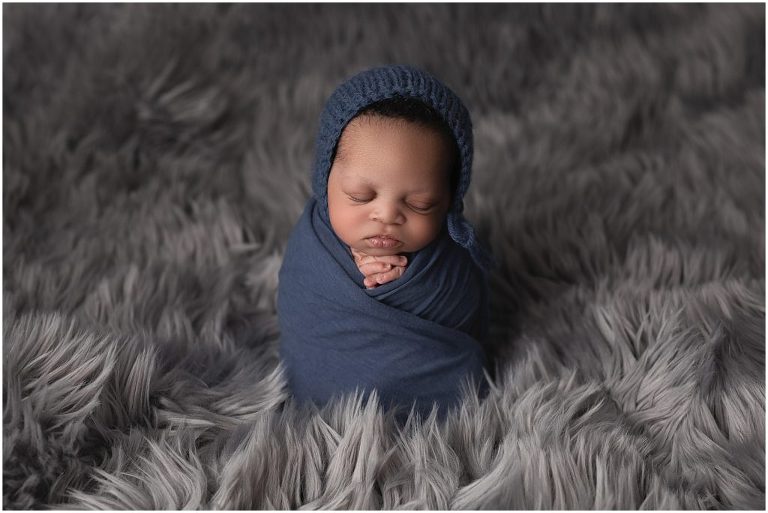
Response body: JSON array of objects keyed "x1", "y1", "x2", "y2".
[{"x1": 278, "y1": 64, "x2": 493, "y2": 421}]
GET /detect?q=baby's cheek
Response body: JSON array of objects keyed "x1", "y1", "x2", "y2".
[
  {"x1": 340, "y1": 223, "x2": 361, "y2": 247},
  {"x1": 329, "y1": 205, "x2": 360, "y2": 245},
  {"x1": 406, "y1": 215, "x2": 443, "y2": 251}
]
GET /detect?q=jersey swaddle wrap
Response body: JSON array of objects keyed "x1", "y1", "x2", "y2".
[
  {"x1": 277, "y1": 64, "x2": 494, "y2": 418},
  {"x1": 279, "y1": 198, "x2": 488, "y2": 417}
]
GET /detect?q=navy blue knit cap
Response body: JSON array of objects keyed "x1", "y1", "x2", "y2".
[{"x1": 311, "y1": 64, "x2": 493, "y2": 272}]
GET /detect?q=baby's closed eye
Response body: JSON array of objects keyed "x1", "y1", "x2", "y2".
[
  {"x1": 407, "y1": 202, "x2": 434, "y2": 212},
  {"x1": 345, "y1": 193, "x2": 435, "y2": 213}
]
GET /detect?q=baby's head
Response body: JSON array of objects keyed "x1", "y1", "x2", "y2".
[
  {"x1": 327, "y1": 96, "x2": 460, "y2": 256},
  {"x1": 312, "y1": 65, "x2": 491, "y2": 270}
]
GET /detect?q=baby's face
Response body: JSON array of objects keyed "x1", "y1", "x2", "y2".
[{"x1": 327, "y1": 116, "x2": 453, "y2": 256}]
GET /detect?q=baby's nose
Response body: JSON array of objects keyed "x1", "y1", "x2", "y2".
[{"x1": 371, "y1": 203, "x2": 404, "y2": 224}]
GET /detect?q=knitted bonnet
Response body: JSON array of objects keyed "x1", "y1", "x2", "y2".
[{"x1": 311, "y1": 64, "x2": 492, "y2": 272}]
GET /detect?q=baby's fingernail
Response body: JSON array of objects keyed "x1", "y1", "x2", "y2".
[
  {"x1": 400, "y1": 257, "x2": 407, "y2": 264},
  {"x1": 384, "y1": 264, "x2": 391, "y2": 270},
  {"x1": 376, "y1": 275, "x2": 385, "y2": 283}
]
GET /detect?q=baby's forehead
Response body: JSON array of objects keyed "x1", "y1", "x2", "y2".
[
  {"x1": 330, "y1": 114, "x2": 456, "y2": 192},
  {"x1": 341, "y1": 170, "x2": 446, "y2": 187}
]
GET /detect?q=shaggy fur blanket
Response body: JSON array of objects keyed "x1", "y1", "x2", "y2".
[{"x1": 3, "y1": 3, "x2": 765, "y2": 509}]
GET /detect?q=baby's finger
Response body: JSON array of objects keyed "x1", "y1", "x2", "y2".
[
  {"x1": 350, "y1": 247, "x2": 368, "y2": 264},
  {"x1": 374, "y1": 265, "x2": 406, "y2": 285},
  {"x1": 358, "y1": 254, "x2": 408, "y2": 267},
  {"x1": 358, "y1": 261, "x2": 395, "y2": 277}
]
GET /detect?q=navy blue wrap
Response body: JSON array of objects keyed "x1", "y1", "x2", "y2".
[{"x1": 278, "y1": 197, "x2": 490, "y2": 418}]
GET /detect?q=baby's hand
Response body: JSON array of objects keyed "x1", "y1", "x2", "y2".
[{"x1": 350, "y1": 248, "x2": 408, "y2": 289}]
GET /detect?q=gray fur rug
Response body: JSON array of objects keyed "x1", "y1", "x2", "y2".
[{"x1": 3, "y1": 3, "x2": 765, "y2": 509}]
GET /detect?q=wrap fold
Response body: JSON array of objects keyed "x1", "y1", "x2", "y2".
[{"x1": 277, "y1": 198, "x2": 489, "y2": 418}]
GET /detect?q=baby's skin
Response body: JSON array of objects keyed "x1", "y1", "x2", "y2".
[
  {"x1": 350, "y1": 248, "x2": 408, "y2": 289},
  {"x1": 326, "y1": 114, "x2": 455, "y2": 289}
]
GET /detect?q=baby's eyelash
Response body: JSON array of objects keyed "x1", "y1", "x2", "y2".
[{"x1": 346, "y1": 195, "x2": 433, "y2": 212}]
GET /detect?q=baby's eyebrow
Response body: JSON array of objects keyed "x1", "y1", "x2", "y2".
[
  {"x1": 348, "y1": 174, "x2": 376, "y2": 187},
  {"x1": 345, "y1": 174, "x2": 437, "y2": 194}
]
